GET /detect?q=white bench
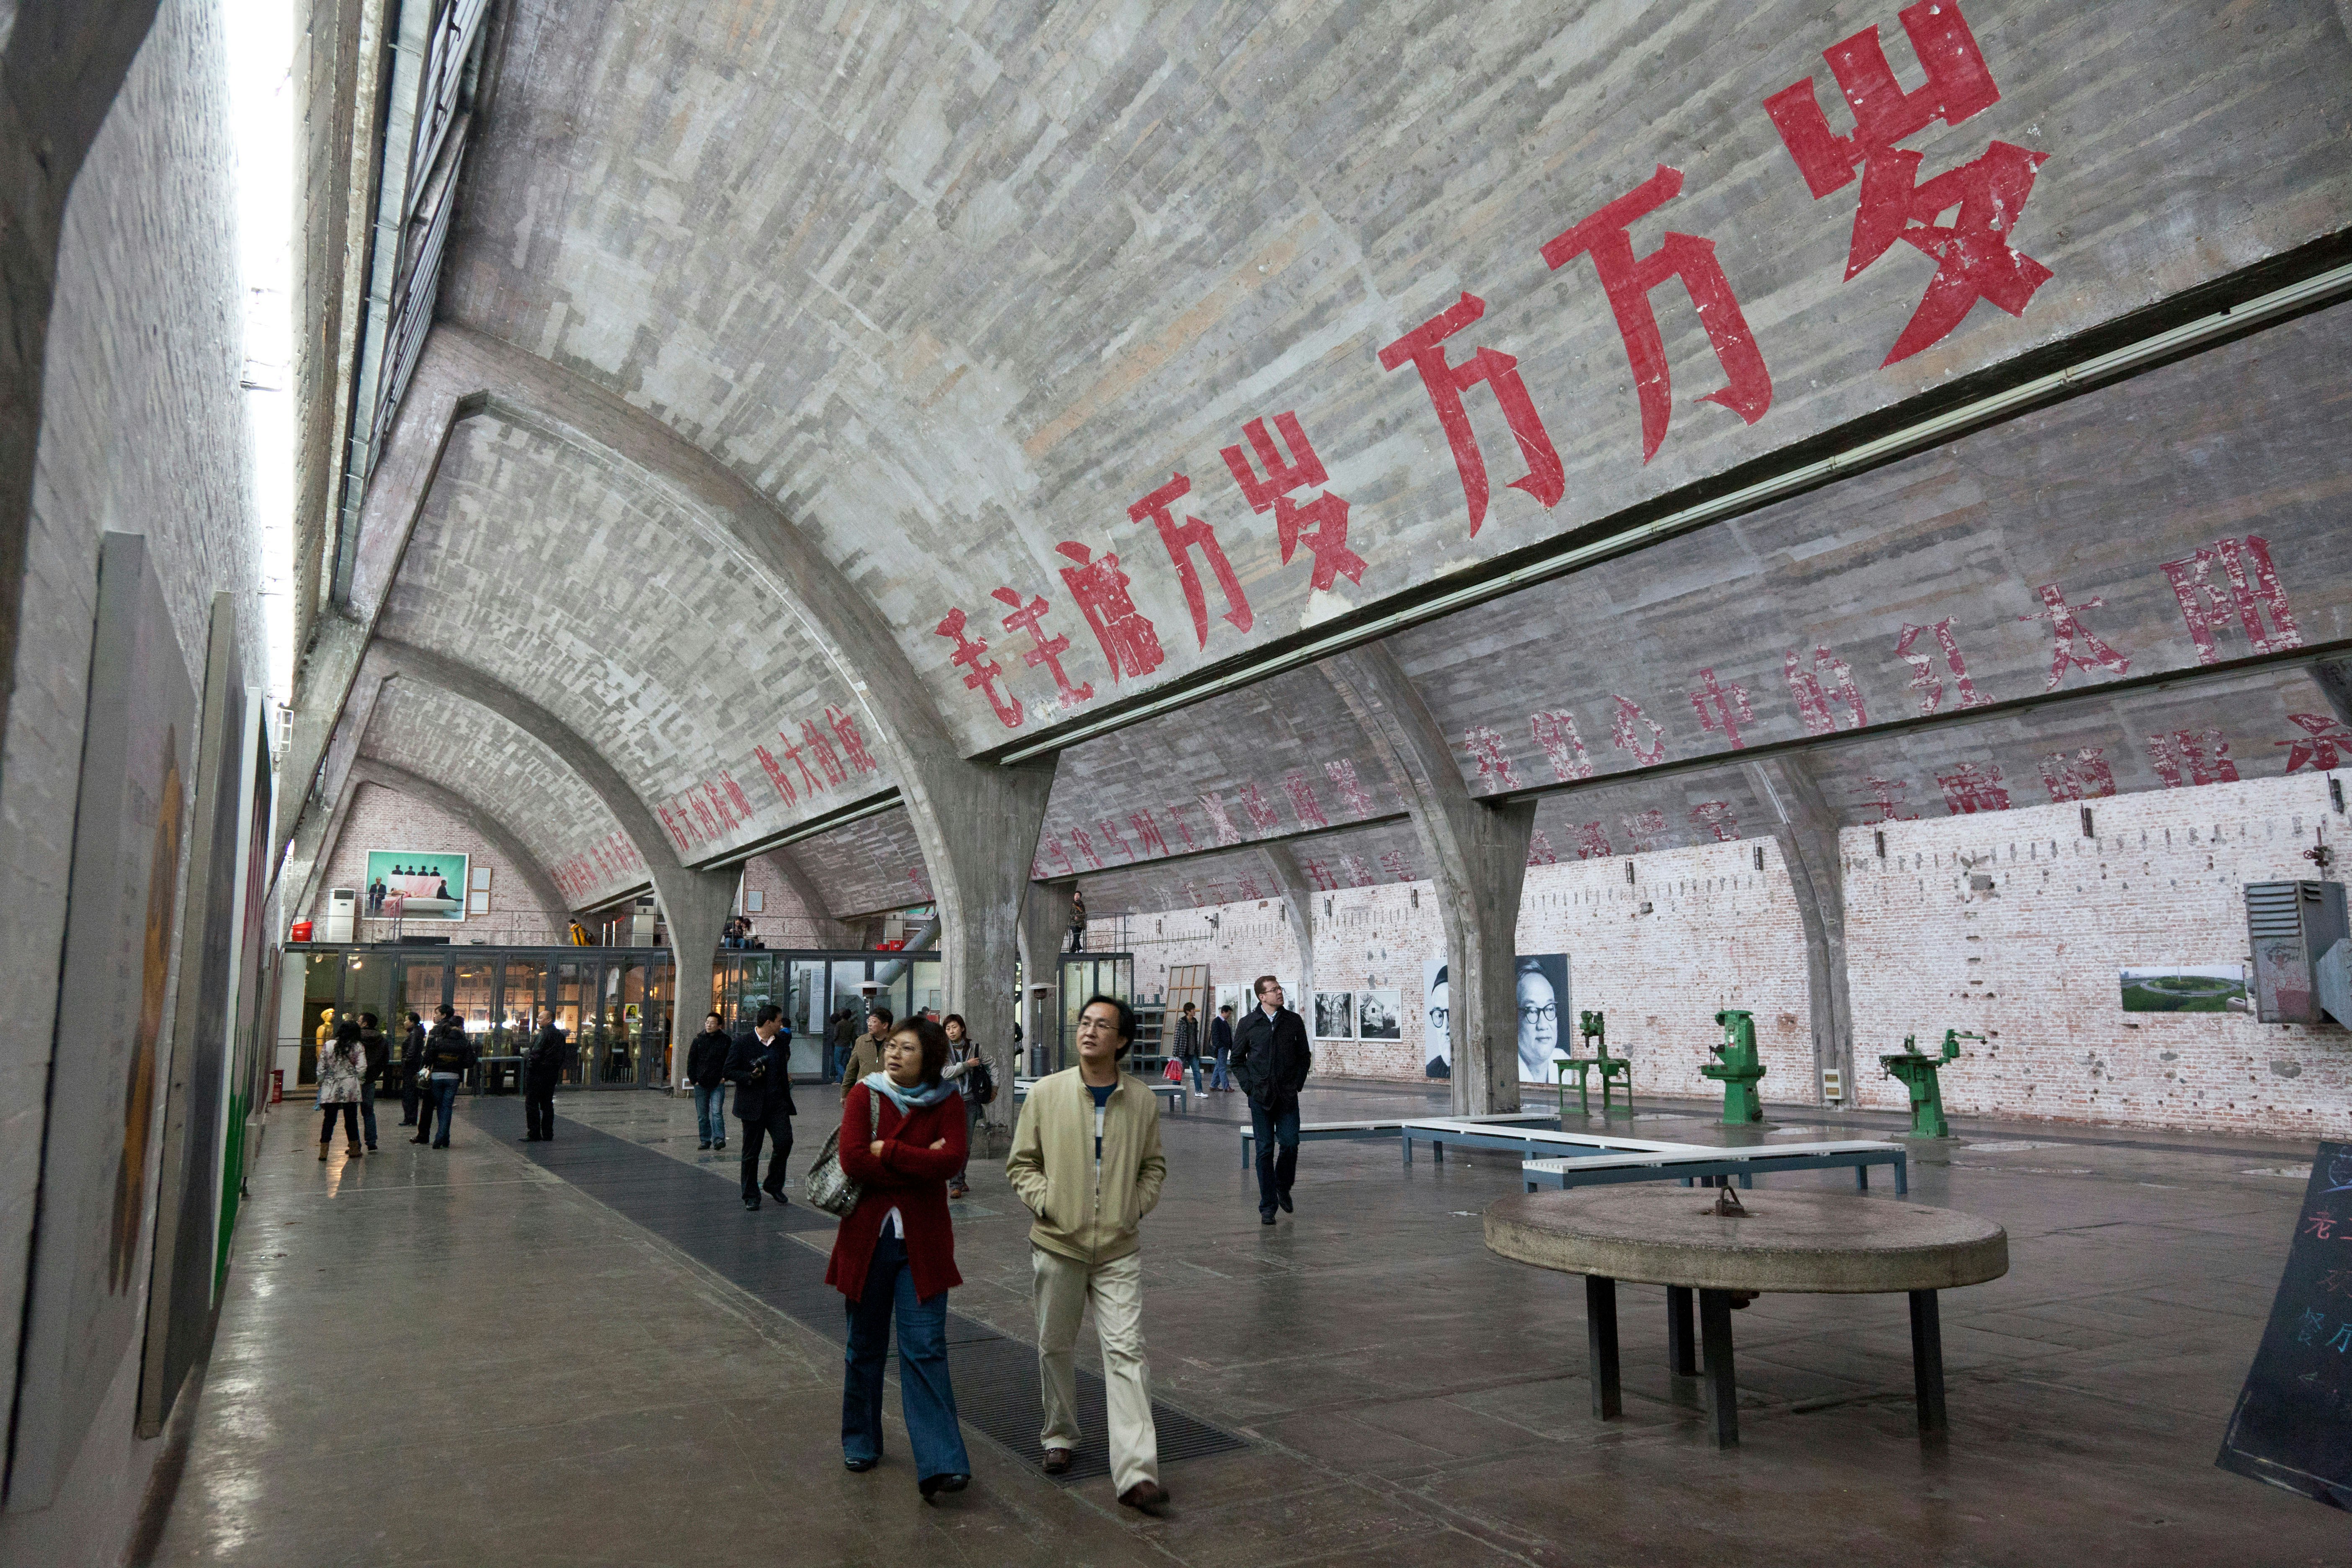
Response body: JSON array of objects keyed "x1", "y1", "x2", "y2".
[
  {"x1": 1398, "y1": 1117, "x2": 1695, "y2": 1167},
  {"x1": 1012, "y1": 1077, "x2": 1187, "y2": 1114},
  {"x1": 1522, "y1": 1138, "x2": 1908, "y2": 1196},
  {"x1": 1241, "y1": 1110, "x2": 1558, "y2": 1169}
]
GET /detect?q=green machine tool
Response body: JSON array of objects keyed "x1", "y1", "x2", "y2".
[
  {"x1": 1879, "y1": 1029, "x2": 1982, "y2": 1139},
  {"x1": 1702, "y1": 1008, "x2": 1767, "y2": 1125}
]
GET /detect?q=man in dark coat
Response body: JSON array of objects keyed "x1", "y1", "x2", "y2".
[
  {"x1": 398, "y1": 1011, "x2": 428, "y2": 1124},
  {"x1": 357, "y1": 1011, "x2": 389, "y2": 1150},
  {"x1": 1209, "y1": 1003, "x2": 1236, "y2": 1092},
  {"x1": 726, "y1": 1004, "x2": 796, "y2": 1210},
  {"x1": 1230, "y1": 975, "x2": 1312, "y2": 1225},
  {"x1": 523, "y1": 1010, "x2": 570, "y2": 1142},
  {"x1": 827, "y1": 1006, "x2": 858, "y2": 1084},
  {"x1": 685, "y1": 1011, "x2": 732, "y2": 1150}
]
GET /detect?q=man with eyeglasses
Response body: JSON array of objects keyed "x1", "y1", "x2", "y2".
[
  {"x1": 1516, "y1": 957, "x2": 1563, "y2": 1083},
  {"x1": 1231, "y1": 975, "x2": 1312, "y2": 1225}
]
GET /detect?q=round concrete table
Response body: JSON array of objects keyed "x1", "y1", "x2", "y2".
[{"x1": 1485, "y1": 1187, "x2": 2007, "y2": 1447}]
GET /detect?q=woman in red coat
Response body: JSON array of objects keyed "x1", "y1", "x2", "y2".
[{"x1": 827, "y1": 1015, "x2": 972, "y2": 1499}]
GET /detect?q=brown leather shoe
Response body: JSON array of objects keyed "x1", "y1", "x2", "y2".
[
  {"x1": 1118, "y1": 1480, "x2": 1169, "y2": 1516},
  {"x1": 1041, "y1": 1448, "x2": 1073, "y2": 1476}
]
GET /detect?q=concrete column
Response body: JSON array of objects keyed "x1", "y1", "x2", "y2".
[
  {"x1": 1260, "y1": 843, "x2": 1317, "y2": 1006},
  {"x1": 658, "y1": 874, "x2": 735, "y2": 1086},
  {"x1": 1324, "y1": 644, "x2": 1535, "y2": 1115},
  {"x1": 1018, "y1": 881, "x2": 1070, "y2": 1081},
  {"x1": 1744, "y1": 757, "x2": 1854, "y2": 1105}
]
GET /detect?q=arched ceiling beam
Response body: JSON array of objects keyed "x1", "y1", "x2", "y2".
[
  {"x1": 762, "y1": 848, "x2": 849, "y2": 946},
  {"x1": 345, "y1": 757, "x2": 574, "y2": 930}
]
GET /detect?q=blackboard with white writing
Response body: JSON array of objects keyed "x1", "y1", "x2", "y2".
[{"x1": 2218, "y1": 1143, "x2": 2352, "y2": 1509}]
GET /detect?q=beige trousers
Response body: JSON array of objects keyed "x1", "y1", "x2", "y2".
[{"x1": 1032, "y1": 1247, "x2": 1159, "y2": 1493}]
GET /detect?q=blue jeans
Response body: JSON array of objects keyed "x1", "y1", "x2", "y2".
[
  {"x1": 431, "y1": 1078, "x2": 461, "y2": 1145},
  {"x1": 1210, "y1": 1049, "x2": 1231, "y2": 1091},
  {"x1": 359, "y1": 1083, "x2": 379, "y2": 1148},
  {"x1": 1250, "y1": 1099, "x2": 1300, "y2": 1213},
  {"x1": 1189, "y1": 1057, "x2": 1204, "y2": 1093},
  {"x1": 693, "y1": 1083, "x2": 727, "y2": 1144},
  {"x1": 842, "y1": 1233, "x2": 970, "y2": 1480}
]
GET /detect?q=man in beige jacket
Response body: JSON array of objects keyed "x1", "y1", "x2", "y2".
[{"x1": 1006, "y1": 993, "x2": 1170, "y2": 1514}]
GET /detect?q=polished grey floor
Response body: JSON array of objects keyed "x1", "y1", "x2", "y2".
[{"x1": 150, "y1": 1077, "x2": 2347, "y2": 1566}]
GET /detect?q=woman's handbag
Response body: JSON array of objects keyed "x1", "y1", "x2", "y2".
[{"x1": 804, "y1": 1086, "x2": 882, "y2": 1219}]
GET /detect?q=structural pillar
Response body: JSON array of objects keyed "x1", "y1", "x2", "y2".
[
  {"x1": 1260, "y1": 843, "x2": 1317, "y2": 1009},
  {"x1": 1745, "y1": 756, "x2": 1854, "y2": 1104},
  {"x1": 1019, "y1": 877, "x2": 1073, "y2": 1083}
]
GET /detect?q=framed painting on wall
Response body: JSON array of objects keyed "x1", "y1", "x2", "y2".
[
  {"x1": 1313, "y1": 989, "x2": 1355, "y2": 1040},
  {"x1": 363, "y1": 850, "x2": 469, "y2": 920},
  {"x1": 1357, "y1": 989, "x2": 1403, "y2": 1041}
]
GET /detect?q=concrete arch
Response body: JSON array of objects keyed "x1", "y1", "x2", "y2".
[{"x1": 344, "y1": 758, "x2": 574, "y2": 933}]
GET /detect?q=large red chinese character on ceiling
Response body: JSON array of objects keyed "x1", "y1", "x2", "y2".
[
  {"x1": 1378, "y1": 292, "x2": 1565, "y2": 536},
  {"x1": 1541, "y1": 164, "x2": 1773, "y2": 464},
  {"x1": 1053, "y1": 543, "x2": 1163, "y2": 683},
  {"x1": 1128, "y1": 474, "x2": 1251, "y2": 650},
  {"x1": 1764, "y1": 1, "x2": 2051, "y2": 366},
  {"x1": 1219, "y1": 412, "x2": 1366, "y2": 593}
]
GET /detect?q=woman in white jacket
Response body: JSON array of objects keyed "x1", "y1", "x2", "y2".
[{"x1": 317, "y1": 1021, "x2": 367, "y2": 1161}]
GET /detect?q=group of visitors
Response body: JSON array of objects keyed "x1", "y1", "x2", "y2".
[{"x1": 1166, "y1": 999, "x2": 1243, "y2": 1093}]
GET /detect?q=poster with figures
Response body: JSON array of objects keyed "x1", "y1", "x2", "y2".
[
  {"x1": 364, "y1": 850, "x2": 469, "y2": 920},
  {"x1": 2217, "y1": 1144, "x2": 2352, "y2": 1506}
]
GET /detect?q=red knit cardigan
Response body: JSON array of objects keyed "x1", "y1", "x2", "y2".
[{"x1": 824, "y1": 1081, "x2": 967, "y2": 1303}]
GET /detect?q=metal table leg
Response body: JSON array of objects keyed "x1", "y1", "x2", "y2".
[
  {"x1": 1586, "y1": 1275, "x2": 1622, "y2": 1419},
  {"x1": 1666, "y1": 1285, "x2": 1697, "y2": 1377},
  {"x1": 1699, "y1": 1287, "x2": 1739, "y2": 1447},
  {"x1": 1909, "y1": 1288, "x2": 1947, "y2": 1435}
]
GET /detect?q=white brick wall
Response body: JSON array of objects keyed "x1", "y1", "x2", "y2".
[
  {"x1": 304, "y1": 783, "x2": 564, "y2": 945},
  {"x1": 1108, "y1": 772, "x2": 2352, "y2": 1136}
]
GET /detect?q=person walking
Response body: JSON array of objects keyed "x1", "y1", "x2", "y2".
[
  {"x1": 1172, "y1": 1002, "x2": 1202, "y2": 1094},
  {"x1": 686, "y1": 1011, "x2": 731, "y2": 1151},
  {"x1": 356, "y1": 1012, "x2": 389, "y2": 1150},
  {"x1": 1209, "y1": 1002, "x2": 1236, "y2": 1092},
  {"x1": 1005, "y1": 995, "x2": 1169, "y2": 1516},
  {"x1": 316, "y1": 1021, "x2": 367, "y2": 1161},
  {"x1": 1066, "y1": 885, "x2": 1087, "y2": 952},
  {"x1": 828, "y1": 1016, "x2": 973, "y2": 1500},
  {"x1": 827, "y1": 1006, "x2": 857, "y2": 1084},
  {"x1": 413, "y1": 1006, "x2": 475, "y2": 1149},
  {"x1": 726, "y1": 1004, "x2": 796, "y2": 1210},
  {"x1": 844, "y1": 1006, "x2": 891, "y2": 1084},
  {"x1": 522, "y1": 1010, "x2": 568, "y2": 1142},
  {"x1": 939, "y1": 1014, "x2": 992, "y2": 1199},
  {"x1": 1232, "y1": 975, "x2": 1312, "y2": 1225},
  {"x1": 398, "y1": 1011, "x2": 429, "y2": 1125}
]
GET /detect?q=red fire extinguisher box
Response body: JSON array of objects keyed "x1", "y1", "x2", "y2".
[
  {"x1": 290, "y1": 919, "x2": 313, "y2": 942},
  {"x1": 269, "y1": 1069, "x2": 284, "y2": 1105}
]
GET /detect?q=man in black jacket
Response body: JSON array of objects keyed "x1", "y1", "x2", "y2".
[
  {"x1": 398, "y1": 1012, "x2": 428, "y2": 1124},
  {"x1": 725, "y1": 1004, "x2": 796, "y2": 1210},
  {"x1": 1231, "y1": 975, "x2": 1312, "y2": 1224},
  {"x1": 414, "y1": 1006, "x2": 477, "y2": 1149},
  {"x1": 685, "y1": 1011, "x2": 732, "y2": 1150},
  {"x1": 522, "y1": 1011, "x2": 569, "y2": 1142},
  {"x1": 357, "y1": 1012, "x2": 389, "y2": 1150}
]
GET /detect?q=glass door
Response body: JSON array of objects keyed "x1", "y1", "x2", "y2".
[
  {"x1": 788, "y1": 959, "x2": 825, "y2": 1078},
  {"x1": 553, "y1": 961, "x2": 593, "y2": 1084},
  {"x1": 645, "y1": 953, "x2": 673, "y2": 1088},
  {"x1": 499, "y1": 959, "x2": 546, "y2": 1050},
  {"x1": 600, "y1": 961, "x2": 633, "y2": 1084}
]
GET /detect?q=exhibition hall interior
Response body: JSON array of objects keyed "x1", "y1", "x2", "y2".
[{"x1": 5, "y1": 1, "x2": 2352, "y2": 1564}]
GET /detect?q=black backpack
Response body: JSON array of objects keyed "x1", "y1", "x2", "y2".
[{"x1": 968, "y1": 1056, "x2": 997, "y2": 1105}]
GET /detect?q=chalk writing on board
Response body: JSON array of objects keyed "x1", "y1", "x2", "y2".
[{"x1": 2217, "y1": 1142, "x2": 2352, "y2": 1509}]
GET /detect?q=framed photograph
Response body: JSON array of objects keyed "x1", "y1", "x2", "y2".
[
  {"x1": 469, "y1": 864, "x2": 493, "y2": 891},
  {"x1": 744, "y1": 888, "x2": 765, "y2": 913},
  {"x1": 467, "y1": 891, "x2": 491, "y2": 914},
  {"x1": 1423, "y1": 958, "x2": 1450, "y2": 1078},
  {"x1": 1515, "y1": 953, "x2": 1570, "y2": 1083},
  {"x1": 363, "y1": 850, "x2": 470, "y2": 921},
  {"x1": 2120, "y1": 965, "x2": 2248, "y2": 1013},
  {"x1": 1313, "y1": 989, "x2": 1355, "y2": 1039},
  {"x1": 1214, "y1": 982, "x2": 1244, "y2": 1023},
  {"x1": 1357, "y1": 989, "x2": 1403, "y2": 1041}
]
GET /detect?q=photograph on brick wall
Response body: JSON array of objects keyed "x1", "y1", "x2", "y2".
[
  {"x1": 1313, "y1": 989, "x2": 1354, "y2": 1040},
  {"x1": 1215, "y1": 982, "x2": 1244, "y2": 1023},
  {"x1": 1357, "y1": 989, "x2": 1402, "y2": 1042},
  {"x1": 1516, "y1": 953, "x2": 1570, "y2": 1082},
  {"x1": 2120, "y1": 965, "x2": 2249, "y2": 1014},
  {"x1": 1423, "y1": 959, "x2": 1450, "y2": 1079},
  {"x1": 364, "y1": 849, "x2": 469, "y2": 921}
]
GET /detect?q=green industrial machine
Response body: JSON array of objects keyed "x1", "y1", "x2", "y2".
[
  {"x1": 1555, "y1": 1009, "x2": 1634, "y2": 1117},
  {"x1": 1879, "y1": 1029, "x2": 1981, "y2": 1139},
  {"x1": 1702, "y1": 1008, "x2": 1766, "y2": 1125}
]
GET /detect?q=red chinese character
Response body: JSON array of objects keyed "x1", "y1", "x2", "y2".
[
  {"x1": 1526, "y1": 830, "x2": 1560, "y2": 868},
  {"x1": 1765, "y1": 2, "x2": 2050, "y2": 365},
  {"x1": 1164, "y1": 802, "x2": 1199, "y2": 851},
  {"x1": 1531, "y1": 710, "x2": 1594, "y2": 781},
  {"x1": 1611, "y1": 696, "x2": 1667, "y2": 767},
  {"x1": 1220, "y1": 413, "x2": 1367, "y2": 592},
  {"x1": 1576, "y1": 822, "x2": 1615, "y2": 860},
  {"x1": 1621, "y1": 810, "x2": 1667, "y2": 853},
  {"x1": 827, "y1": 706, "x2": 880, "y2": 775},
  {"x1": 2038, "y1": 748, "x2": 2116, "y2": 803},
  {"x1": 1691, "y1": 801, "x2": 1740, "y2": 842},
  {"x1": 702, "y1": 782, "x2": 735, "y2": 832},
  {"x1": 800, "y1": 719, "x2": 847, "y2": 787},
  {"x1": 689, "y1": 790, "x2": 720, "y2": 840},
  {"x1": 1129, "y1": 474, "x2": 1252, "y2": 649},
  {"x1": 1463, "y1": 725, "x2": 1522, "y2": 790},
  {"x1": 1304, "y1": 859, "x2": 1341, "y2": 893},
  {"x1": 657, "y1": 805, "x2": 690, "y2": 852},
  {"x1": 1862, "y1": 777, "x2": 1920, "y2": 822},
  {"x1": 2308, "y1": 1211, "x2": 2338, "y2": 1241},
  {"x1": 1340, "y1": 854, "x2": 1377, "y2": 887},
  {"x1": 1325, "y1": 759, "x2": 1377, "y2": 817},
  {"x1": 2147, "y1": 730, "x2": 2238, "y2": 789},
  {"x1": 1129, "y1": 810, "x2": 1169, "y2": 858},
  {"x1": 1053, "y1": 543, "x2": 1163, "y2": 683},
  {"x1": 2280, "y1": 714, "x2": 2352, "y2": 773},
  {"x1": 1233, "y1": 874, "x2": 1263, "y2": 901},
  {"x1": 1238, "y1": 781, "x2": 1281, "y2": 833},
  {"x1": 1377, "y1": 291, "x2": 1565, "y2": 536},
  {"x1": 1541, "y1": 165, "x2": 1773, "y2": 463},
  {"x1": 1786, "y1": 645, "x2": 1867, "y2": 735},
  {"x1": 755, "y1": 743, "x2": 799, "y2": 808},
  {"x1": 774, "y1": 732, "x2": 821, "y2": 796},
  {"x1": 1198, "y1": 792, "x2": 1243, "y2": 847},
  {"x1": 2021, "y1": 583, "x2": 2130, "y2": 691},
  {"x1": 1036, "y1": 834, "x2": 1074, "y2": 878},
  {"x1": 1179, "y1": 879, "x2": 1202, "y2": 906},
  {"x1": 1936, "y1": 762, "x2": 2010, "y2": 815},
  {"x1": 1069, "y1": 827, "x2": 1101, "y2": 869},
  {"x1": 1281, "y1": 770, "x2": 1330, "y2": 829},
  {"x1": 1690, "y1": 668, "x2": 1756, "y2": 750},
  {"x1": 722, "y1": 771, "x2": 754, "y2": 820},
  {"x1": 2161, "y1": 535, "x2": 2301, "y2": 666},
  {"x1": 1893, "y1": 618, "x2": 1989, "y2": 715},
  {"x1": 1096, "y1": 818, "x2": 1135, "y2": 861},
  {"x1": 991, "y1": 586, "x2": 1093, "y2": 709},
  {"x1": 1377, "y1": 850, "x2": 1414, "y2": 882}
]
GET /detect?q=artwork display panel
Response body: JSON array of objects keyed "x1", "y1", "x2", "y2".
[
  {"x1": 363, "y1": 849, "x2": 469, "y2": 921},
  {"x1": 1312, "y1": 989, "x2": 1355, "y2": 1040},
  {"x1": 1357, "y1": 990, "x2": 1403, "y2": 1042},
  {"x1": 2120, "y1": 965, "x2": 2249, "y2": 1013}
]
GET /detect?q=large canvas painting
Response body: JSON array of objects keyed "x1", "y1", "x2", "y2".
[
  {"x1": 8, "y1": 534, "x2": 195, "y2": 1509},
  {"x1": 363, "y1": 849, "x2": 469, "y2": 921}
]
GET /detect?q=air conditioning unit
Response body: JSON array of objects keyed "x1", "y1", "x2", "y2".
[
  {"x1": 2245, "y1": 881, "x2": 2349, "y2": 1025},
  {"x1": 324, "y1": 888, "x2": 358, "y2": 943},
  {"x1": 629, "y1": 894, "x2": 657, "y2": 947}
]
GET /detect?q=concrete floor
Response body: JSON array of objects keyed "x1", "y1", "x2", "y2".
[{"x1": 150, "y1": 1078, "x2": 2347, "y2": 1567}]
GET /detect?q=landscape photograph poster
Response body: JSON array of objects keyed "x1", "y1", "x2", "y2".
[
  {"x1": 1357, "y1": 989, "x2": 1403, "y2": 1042},
  {"x1": 364, "y1": 851, "x2": 470, "y2": 921},
  {"x1": 2120, "y1": 964, "x2": 2248, "y2": 1013}
]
